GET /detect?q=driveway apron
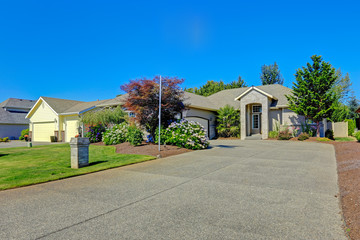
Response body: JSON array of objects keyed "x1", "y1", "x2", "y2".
[{"x1": 0, "y1": 140, "x2": 346, "y2": 240}]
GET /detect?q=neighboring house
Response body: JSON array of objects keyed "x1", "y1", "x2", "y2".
[
  {"x1": 0, "y1": 98, "x2": 35, "y2": 139},
  {"x1": 25, "y1": 96, "x2": 124, "y2": 142},
  {"x1": 28, "y1": 84, "x2": 302, "y2": 142}
]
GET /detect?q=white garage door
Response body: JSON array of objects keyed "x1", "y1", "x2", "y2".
[
  {"x1": 33, "y1": 122, "x2": 55, "y2": 142},
  {"x1": 66, "y1": 120, "x2": 79, "y2": 142},
  {"x1": 185, "y1": 117, "x2": 209, "y2": 138}
]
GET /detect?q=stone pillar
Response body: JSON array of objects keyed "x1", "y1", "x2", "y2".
[
  {"x1": 70, "y1": 137, "x2": 90, "y2": 169},
  {"x1": 262, "y1": 101, "x2": 269, "y2": 139}
]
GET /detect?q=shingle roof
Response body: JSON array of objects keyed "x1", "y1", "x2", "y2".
[
  {"x1": 0, "y1": 98, "x2": 35, "y2": 109},
  {"x1": 183, "y1": 92, "x2": 218, "y2": 110},
  {"x1": 0, "y1": 98, "x2": 35, "y2": 124},
  {"x1": 206, "y1": 84, "x2": 292, "y2": 110}
]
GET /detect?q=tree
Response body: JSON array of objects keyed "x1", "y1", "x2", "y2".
[
  {"x1": 216, "y1": 105, "x2": 240, "y2": 137},
  {"x1": 286, "y1": 55, "x2": 337, "y2": 137},
  {"x1": 185, "y1": 76, "x2": 247, "y2": 96},
  {"x1": 329, "y1": 69, "x2": 352, "y2": 122},
  {"x1": 81, "y1": 106, "x2": 127, "y2": 127},
  {"x1": 260, "y1": 62, "x2": 284, "y2": 85},
  {"x1": 121, "y1": 76, "x2": 185, "y2": 138},
  {"x1": 347, "y1": 94, "x2": 360, "y2": 119}
]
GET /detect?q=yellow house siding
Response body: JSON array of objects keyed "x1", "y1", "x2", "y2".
[
  {"x1": 30, "y1": 101, "x2": 58, "y2": 123},
  {"x1": 64, "y1": 115, "x2": 81, "y2": 142}
]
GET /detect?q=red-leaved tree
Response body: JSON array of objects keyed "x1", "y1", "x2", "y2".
[{"x1": 121, "y1": 76, "x2": 186, "y2": 139}]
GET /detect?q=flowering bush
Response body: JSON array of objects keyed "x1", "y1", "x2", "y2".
[
  {"x1": 278, "y1": 128, "x2": 292, "y2": 140},
  {"x1": 127, "y1": 125, "x2": 144, "y2": 146},
  {"x1": 156, "y1": 119, "x2": 209, "y2": 150},
  {"x1": 85, "y1": 124, "x2": 106, "y2": 143},
  {"x1": 102, "y1": 123, "x2": 129, "y2": 145},
  {"x1": 298, "y1": 132, "x2": 310, "y2": 141}
]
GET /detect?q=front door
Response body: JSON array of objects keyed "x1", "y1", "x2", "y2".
[{"x1": 251, "y1": 113, "x2": 261, "y2": 134}]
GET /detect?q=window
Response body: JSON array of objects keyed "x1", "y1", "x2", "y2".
[
  {"x1": 252, "y1": 105, "x2": 261, "y2": 113},
  {"x1": 253, "y1": 114, "x2": 259, "y2": 129},
  {"x1": 128, "y1": 112, "x2": 135, "y2": 118}
]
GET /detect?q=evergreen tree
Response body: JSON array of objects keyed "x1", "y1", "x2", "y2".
[
  {"x1": 286, "y1": 55, "x2": 337, "y2": 137},
  {"x1": 347, "y1": 95, "x2": 359, "y2": 119},
  {"x1": 260, "y1": 62, "x2": 284, "y2": 85}
]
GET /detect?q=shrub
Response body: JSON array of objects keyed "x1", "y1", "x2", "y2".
[
  {"x1": 269, "y1": 131, "x2": 279, "y2": 139},
  {"x1": 102, "y1": 123, "x2": 128, "y2": 145},
  {"x1": 85, "y1": 124, "x2": 106, "y2": 143},
  {"x1": 325, "y1": 129, "x2": 334, "y2": 140},
  {"x1": 345, "y1": 119, "x2": 356, "y2": 136},
  {"x1": 317, "y1": 137, "x2": 331, "y2": 142},
  {"x1": 127, "y1": 125, "x2": 144, "y2": 146},
  {"x1": 19, "y1": 128, "x2": 29, "y2": 140},
  {"x1": 0, "y1": 137, "x2": 9, "y2": 142},
  {"x1": 355, "y1": 131, "x2": 360, "y2": 142},
  {"x1": 278, "y1": 129, "x2": 292, "y2": 140},
  {"x1": 298, "y1": 132, "x2": 310, "y2": 141},
  {"x1": 156, "y1": 119, "x2": 209, "y2": 150},
  {"x1": 216, "y1": 105, "x2": 240, "y2": 137}
]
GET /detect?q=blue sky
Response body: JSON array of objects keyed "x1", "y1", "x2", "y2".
[{"x1": 0, "y1": 0, "x2": 359, "y2": 102}]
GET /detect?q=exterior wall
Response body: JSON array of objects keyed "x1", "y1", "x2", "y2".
[
  {"x1": 29, "y1": 101, "x2": 58, "y2": 123},
  {"x1": 0, "y1": 124, "x2": 29, "y2": 139},
  {"x1": 29, "y1": 101, "x2": 59, "y2": 142},
  {"x1": 183, "y1": 108, "x2": 217, "y2": 139},
  {"x1": 64, "y1": 115, "x2": 81, "y2": 142},
  {"x1": 240, "y1": 90, "x2": 269, "y2": 139},
  {"x1": 269, "y1": 109, "x2": 282, "y2": 131},
  {"x1": 281, "y1": 108, "x2": 305, "y2": 126}
]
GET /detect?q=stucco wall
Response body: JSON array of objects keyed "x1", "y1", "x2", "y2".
[
  {"x1": 183, "y1": 108, "x2": 217, "y2": 139},
  {"x1": 282, "y1": 108, "x2": 304, "y2": 126},
  {"x1": 269, "y1": 110, "x2": 281, "y2": 131},
  {"x1": 240, "y1": 90, "x2": 269, "y2": 139},
  {"x1": 0, "y1": 124, "x2": 28, "y2": 139},
  {"x1": 331, "y1": 122, "x2": 348, "y2": 138}
]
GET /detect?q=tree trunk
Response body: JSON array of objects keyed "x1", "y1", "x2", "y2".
[{"x1": 316, "y1": 121, "x2": 320, "y2": 137}]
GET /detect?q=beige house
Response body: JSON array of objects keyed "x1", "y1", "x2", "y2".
[{"x1": 27, "y1": 84, "x2": 301, "y2": 142}]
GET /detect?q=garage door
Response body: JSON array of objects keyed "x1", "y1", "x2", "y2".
[
  {"x1": 185, "y1": 117, "x2": 209, "y2": 138},
  {"x1": 33, "y1": 122, "x2": 55, "y2": 142},
  {"x1": 66, "y1": 120, "x2": 79, "y2": 142}
]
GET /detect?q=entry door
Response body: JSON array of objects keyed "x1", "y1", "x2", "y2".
[{"x1": 251, "y1": 114, "x2": 261, "y2": 134}]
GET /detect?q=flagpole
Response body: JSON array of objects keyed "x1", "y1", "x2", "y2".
[{"x1": 158, "y1": 75, "x2": 162, "y2": 153}]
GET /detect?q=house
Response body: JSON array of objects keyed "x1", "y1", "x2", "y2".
[
  {"x1": 28, "y1": 84, "x2": 302, "y2": 142},
  {"x1": 25, "y1": 96, "x2": 125, "y2": 142},
  {"x1": 0, "y1": 98, "x2": 35, "y2": 139}
]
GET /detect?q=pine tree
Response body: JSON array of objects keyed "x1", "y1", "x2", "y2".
[
  {"x1": 286, "y1": 55, "x2": 337, "y2": 137},
  {"x1": 260, "y1": 62, "x2": 284, "y2": 85},
  {"x1": 347, "y1": 95, "x2": 359, "y2": 119}
]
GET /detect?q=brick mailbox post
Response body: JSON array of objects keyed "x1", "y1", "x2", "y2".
[{"x1": 70, "y1": 137, "x2": 90, "y2": 169}]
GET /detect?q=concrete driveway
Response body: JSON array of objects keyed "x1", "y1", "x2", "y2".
[
  {"x1": 0, "y1": 141, "x2": 64, "y2": 148},
  {"x1": 0, "y1": 140, "x2": 346, "y2": 240}
]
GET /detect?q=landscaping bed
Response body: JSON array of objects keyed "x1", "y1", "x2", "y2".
[
  {"x1": 92, "y1": 142, "x2": 193, "y2": 158},
  {"x1": 331, "y1": 141, "x2": 360, "y2": 240}
]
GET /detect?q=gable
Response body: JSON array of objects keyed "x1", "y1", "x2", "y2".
[
  {"x1": 234, "y1": 87, "x2": 277, "y2": 101},
  {"x1": 26, "y1": 99, "x2": 58, "y2": 122}
]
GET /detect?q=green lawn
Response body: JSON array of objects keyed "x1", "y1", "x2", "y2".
[
  {"x1": 334, "y1": 137, "x2": 357, "y2": 142},
  {"x1": 0, "y1": 144, "x2": 155, "y2": 190}
]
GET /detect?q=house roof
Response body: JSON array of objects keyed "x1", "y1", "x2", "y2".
[
  {"x1": 0, "y1": 98, "x2": 35, "y2": 109},
  {"x1": 26, "y1": 97, "x2": 113, "y2": 118},
  {"x1": 206, "y1": 84, "x2": 292, "y2": 109},
  {"x1": 0, "y1": 98, "x2": 35, "y2": 124}
]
